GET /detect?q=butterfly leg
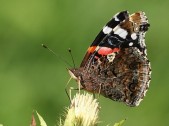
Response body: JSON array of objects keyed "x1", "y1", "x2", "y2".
[
  {"x1": 77, "y1": 76, "x2": 81, "y2": 93},
  {"x1": 92, "y1": 93, "x2": 96, "y2": 99},
  {"x1": 70, "y1": 76, "x2": 84, "y2": 93},
  {"x1": 97, "y1": 83, "x2": 102, "y2": 99},
  {"x1": 65, "y1": 77, "x2": 84, "y2": 103},
  {"x1": 65, "y1": 77, "x2": 73, "y2": 103}
]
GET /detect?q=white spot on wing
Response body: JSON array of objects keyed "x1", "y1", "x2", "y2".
[
  {"x1": 135, "y1": 99, "x2": 143, "y2": 106},
  {"x1": 95, "y1": 46, "x2": 100, "y2": 51},
  {"x1": 103, "y1": 26, "x2": 112, "y2": 34},
  {"x1": 129, "y1": 42, "x2": 133, "y2": 46},
  {"x1": 112, "y1": 12, "x2": 120, "y2": 21},
  {"x1": 131, "y1": 33, "x2": 137, "y2": 40},
  {"x1": 113, "y1": 26, "x2": 128, "y2": 39},
  {"x1": 115, "y1": 16, "x2": 119, "y2": 21},
  {"x1": 144, "y1": 49, "x2": 147, "y2": 56},
  {"x1": 107, "y1": 53, "x2": 116, "y2": 62}
]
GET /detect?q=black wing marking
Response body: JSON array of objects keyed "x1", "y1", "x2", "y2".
[
  {"x1": 81, "y1": 11, "x2": 150, "y2": 69},
  {"x1": 80, "y1": 11, "x2": 129, "y2": 67},
  {"x1": 91, "y1": 10, "x2": 129, "y2": 46}
]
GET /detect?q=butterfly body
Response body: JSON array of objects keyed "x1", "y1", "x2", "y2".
[{"x1": 68, "y1": 11, "x2": 151, "y2": 106}]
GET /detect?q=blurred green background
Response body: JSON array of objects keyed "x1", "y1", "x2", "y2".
[{"x1": 0, "y1": 0, "x2": 168, "y2": 125}]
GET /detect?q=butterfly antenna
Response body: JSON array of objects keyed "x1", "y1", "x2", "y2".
[
  {"x1": 68, "y1": 48, "x2": 76, "y2": 68},
  {"x1": 42, "y1": 44, "x2": 72, "y2": 67}
]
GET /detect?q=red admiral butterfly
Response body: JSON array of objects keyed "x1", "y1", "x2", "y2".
[{"x1": 68, "y1": 11, "x2": 151, "y2": 107}]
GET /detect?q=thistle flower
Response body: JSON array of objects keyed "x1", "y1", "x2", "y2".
[
  {"x1": 30, "y1": 93, "x2": 125, "y2": 126},
  {"x1": 63, "y1": 93, "x2": 100, "y2": 126}
]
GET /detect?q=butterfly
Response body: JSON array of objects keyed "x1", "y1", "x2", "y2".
[{"x1": 68, "y1": 11, "x2": 151, "y2": 107}]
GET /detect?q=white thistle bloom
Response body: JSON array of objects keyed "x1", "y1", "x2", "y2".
[{"x1": 63, "y1": 93, "x2": 100, "y2": 126}]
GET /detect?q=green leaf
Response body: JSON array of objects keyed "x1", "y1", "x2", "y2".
[
  {"x1": 113, "y1": 119, "x2": 126, "y2": 126},
  {"x1": 36, "y1": 111, "x2": 47, "y2": 126}
]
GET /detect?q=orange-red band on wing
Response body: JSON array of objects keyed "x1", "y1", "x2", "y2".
[
  {"x1": 80, "y1": 46, "x2": 97, "y2": 67},
  {"x1": 87, "y1": 46, "x2": 97, "y2": 53},
  {"x1": 81, "y1": 46, "x2": 120, "y2": 67},
  {"x1": 98, "y1": 47, "x2": 120, "y2": 55}
]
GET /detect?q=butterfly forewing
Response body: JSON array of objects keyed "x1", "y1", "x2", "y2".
[{"x1": 80, "y1": 11, "x2": 129, "y2": 67}]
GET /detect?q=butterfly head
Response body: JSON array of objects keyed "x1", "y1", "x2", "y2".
[{"x1": 68, "y1": 68, "x2": 82, "y2": 81}]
